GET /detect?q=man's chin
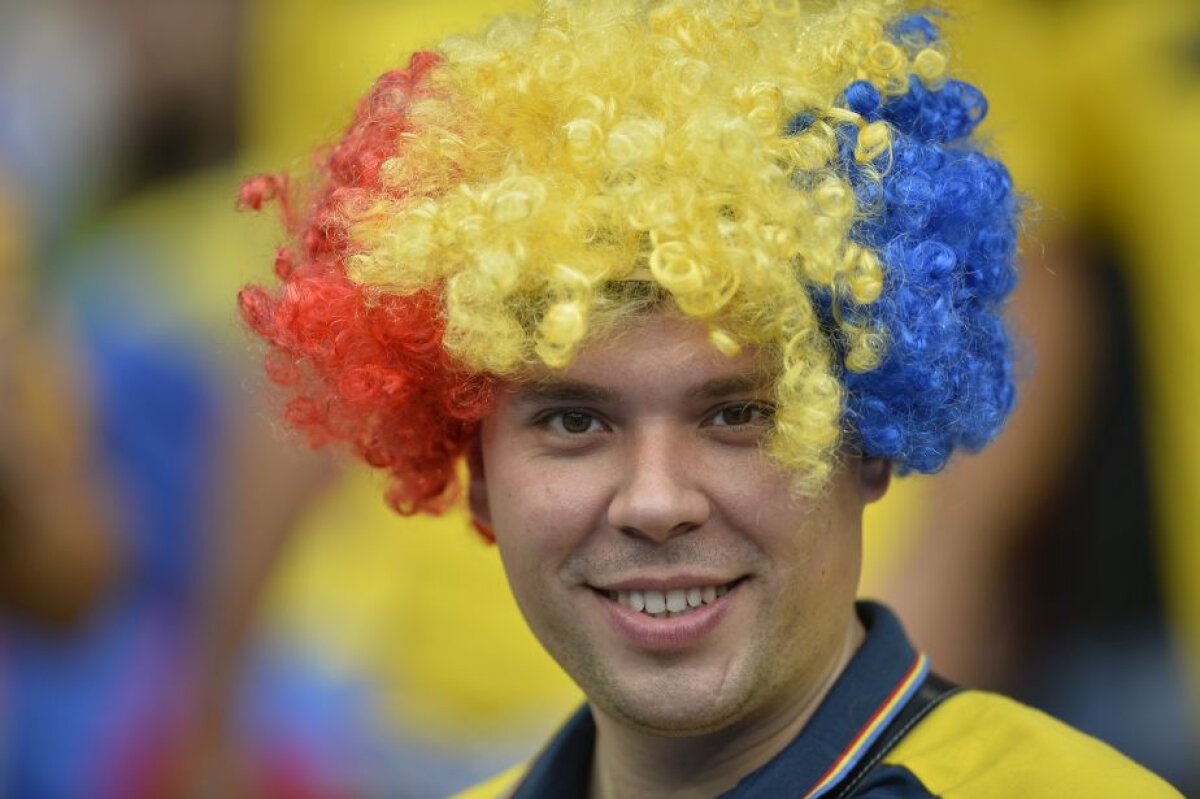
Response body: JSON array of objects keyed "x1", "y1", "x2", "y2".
[{"x1": 589, "y1": 678, "x2": 753, "y2": 738}]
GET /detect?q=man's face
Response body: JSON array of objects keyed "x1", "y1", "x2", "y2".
[{"x1": 472, "y1": 311, "x2": 882, "y2": 736}]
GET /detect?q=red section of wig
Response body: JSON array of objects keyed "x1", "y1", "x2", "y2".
[{"x1": 239, "y1": 51, "x2": 494, "y2": 516}]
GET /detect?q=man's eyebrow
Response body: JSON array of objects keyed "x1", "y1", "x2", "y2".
[
  {"x1": 507, "y1": 374, "x2": 771, "y2": 405},
  {"x1": 508, "y1": 379, "x2": 618, "y2": 405},
  {"x1": 686, "y1": 375, "x2": 772, "y2": 400}
]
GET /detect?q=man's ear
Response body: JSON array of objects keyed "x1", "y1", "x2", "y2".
[
  {"x1": 859, "y1": 458, "x2": 891, "y2": 505},
  {"x1": 466, "y1": 432, "x2": 493, "y2": 534}
]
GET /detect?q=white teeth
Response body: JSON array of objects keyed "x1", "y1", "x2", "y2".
[{"x1": 609, "y1": 582, "x2": 737, "y2": 618}]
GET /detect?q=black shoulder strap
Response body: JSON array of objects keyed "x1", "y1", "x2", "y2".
[{"x1": 830, "y1": 672, "x2": 961, "y2": 799}]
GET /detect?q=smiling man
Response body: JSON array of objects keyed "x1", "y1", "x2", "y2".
[
  {"x1": 474, "y1": 311, "x2": 876, "y2": 731},
  {"x1": 239, "y1": 1, "x2": 1179, "y2": 796},
  {"x1": 469, "y1": 310, "x2": 890, "y2": 797}
]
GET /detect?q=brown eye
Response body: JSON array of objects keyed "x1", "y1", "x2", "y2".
[
  {"x1": 554, "y1": 410, "x2": 601, "y2": 434},
  {"x1": 712, "y1": 402, "x2": 774, "y2": 427}
]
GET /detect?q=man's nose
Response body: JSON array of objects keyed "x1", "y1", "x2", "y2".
[{"x1": 606, "y1": 427, "x2": 711, "y2": 542}]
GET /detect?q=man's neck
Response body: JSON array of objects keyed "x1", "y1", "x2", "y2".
[{"x1": 587, "y1": 618, "x2": 866, "y2": 799}]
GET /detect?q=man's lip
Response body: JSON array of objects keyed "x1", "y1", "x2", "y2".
[
  {"x1": 590, "y1": 574, "x2": 745, "y2": 592},
  {"x1": 592, "y1": 581, "x2": 740, "y2": 651}
]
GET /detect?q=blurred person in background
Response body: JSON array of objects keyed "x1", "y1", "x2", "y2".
[
  {"x1": 861, "y1": 2, "x2": 1200, "y2": 793},
  {"x1": 0, "y1": 174, "x2": 122, "y2": 638},
  {"x1": 0, "y1": 1, "x2": 384, "y2": 797},
  {"x1": 0, "y1": 172, "x2": 128, "y2": 795}
]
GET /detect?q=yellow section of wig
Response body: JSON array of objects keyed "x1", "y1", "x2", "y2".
[{"x1": 346, "y1": 0, "x2": 948, "y2": 491}]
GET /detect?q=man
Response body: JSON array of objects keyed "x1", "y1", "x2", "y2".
[{"x1": 239, "y1": 0, "x2": 1181, "y2": 795}]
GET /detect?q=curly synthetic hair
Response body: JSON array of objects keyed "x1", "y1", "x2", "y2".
[{"x1": 239, "y1": 0, "x2": 1019, "y2": 518}]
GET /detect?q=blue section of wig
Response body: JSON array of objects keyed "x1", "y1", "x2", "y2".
[
  {"x1": 889, "y1": 13, "x2": 942, "y2": 47},
  {"x1": 814, "y1": 69, "x2": 1019, "y2": 473}
]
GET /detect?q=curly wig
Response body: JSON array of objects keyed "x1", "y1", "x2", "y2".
[{"x1": 239, "y1": 0, "x2": 1020, "y2": 520}]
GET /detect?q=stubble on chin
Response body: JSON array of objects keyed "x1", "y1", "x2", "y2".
[{"x1": 554, "y1": 621, "x2": 777, "y2": 738}]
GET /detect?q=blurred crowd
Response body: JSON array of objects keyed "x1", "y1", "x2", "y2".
[{"x1": 0, "y1": 0, "x2": 1197, "y2": 797}]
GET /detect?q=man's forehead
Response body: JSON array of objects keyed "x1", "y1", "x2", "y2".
[{"x1": 502, "y1": 312, "x2": 777, "y2": 405}]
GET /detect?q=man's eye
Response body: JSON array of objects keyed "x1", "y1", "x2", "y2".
[
  {"x1": 709, "y1": 402, "x2": 774, "y2": 427},
  {"x1": 546, "y1": 410, "x2": 604, "y2": 435}
]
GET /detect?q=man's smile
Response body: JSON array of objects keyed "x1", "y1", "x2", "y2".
[
  {"x1": 591, "y1": 577, "x2": 747, "y2": 619},
  {"x1": 587, "y1": 578, "x2": 749, "y2": 652}
]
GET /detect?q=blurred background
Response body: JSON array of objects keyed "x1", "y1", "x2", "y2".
[{"x1": 0, "y1": 0, "x2": 1196, "y2": 796}]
